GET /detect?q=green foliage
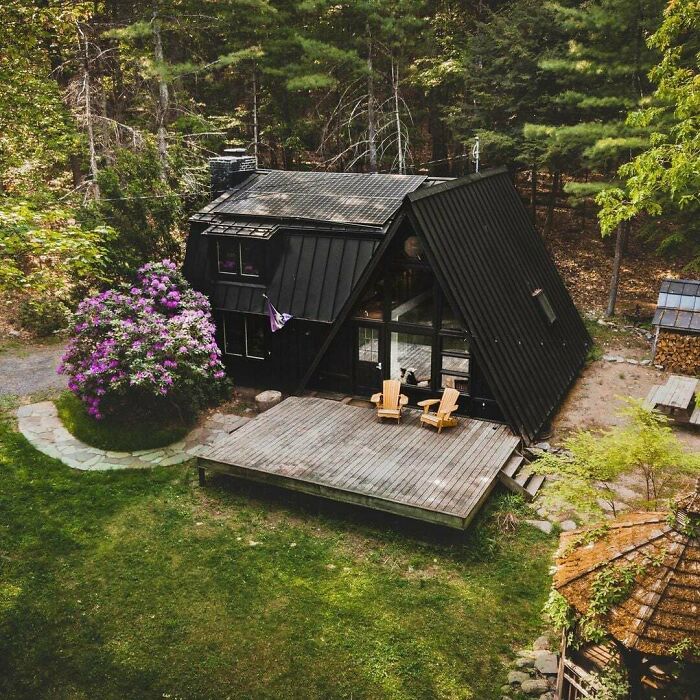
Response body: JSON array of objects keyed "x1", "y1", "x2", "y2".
[
  {"x1": 55, "y1": 391, "x2": 189, "y2": 452},
  {"x1": 81, "y1": 144, "x2": 183, "y2": 276},
  {"x1": 0, "y1": 199, "x2": 115, "y2": 334},
  {"x1": 544, "y1": 589, "x2": 576, "y2": 633},
  {"x1": 534, "y1": 398, "x2": 700, "y2": 514},
  {"x1": 591, "y1": 663, "x2": 631, "y2": 700},
  {"x1": 597, "y1": 0, "x2": 700, "y2": 262}
]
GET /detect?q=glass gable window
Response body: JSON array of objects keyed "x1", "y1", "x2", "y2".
[
  {"x1": 440, "y1": 335, "x2": 470, "y2": 394},
  {"x1": 217, "y1": 239, "x2": 263, "y2": 278},
  {"x1": 223, "y1": 313, "x2": 266, "y2": 360},
  {"x1": 390, "y1": 268, "x2": 434, "y2": 326},
  {"x1": 353, "y1": 277, "x2": 384, "y2": 321},
  {"x1": 390, "y1": 332, "x2": 432, "y2": 387}
]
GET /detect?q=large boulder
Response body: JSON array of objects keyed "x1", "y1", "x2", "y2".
[{"x1": 255, "y1": 390, "x2": 282, "y2": 413}]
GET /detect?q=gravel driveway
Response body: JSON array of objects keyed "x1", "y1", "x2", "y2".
[{"x1": 0, "y1": 343, "x2": 67, "y2": 397}]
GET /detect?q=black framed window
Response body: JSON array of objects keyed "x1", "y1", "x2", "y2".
[
  {"x1": 390, "y1": 331, "x2": 432, "y2": 387},
  {"x1": 223, "y1": 313, "x2": 266, "y2": 360},
  {"x1": 390, "y1": 267, "x2": 434, "y2": 327},
  {"x1": 357, "y1": 326, "x2": 380, "y2": 363},
  {"x1": 217, "y1": 239, "x2": 263, "y2": 279},
  {"x1": 217, "y1": 239, "x2": 240, "y2": 275},
  {"x1": 440, "y1": 334, "x2": 470, "y2": 394}
]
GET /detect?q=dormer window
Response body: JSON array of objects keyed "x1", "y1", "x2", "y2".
[{"x1": 217, "y1": 239, "x2": 263, "y2": 279}]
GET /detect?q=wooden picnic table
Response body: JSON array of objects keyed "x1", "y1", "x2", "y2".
[{"x1": 644, "y1": 374, "x2": 699, "y2": 425}]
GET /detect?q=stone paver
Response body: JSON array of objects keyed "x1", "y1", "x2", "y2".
[{"x1": 16, "y1": 401, "x2": 250, "y2": 471}]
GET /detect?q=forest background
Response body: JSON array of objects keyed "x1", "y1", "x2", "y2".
[{"x1": 1, "y1": 0, "x2": 698, "y2": 335}]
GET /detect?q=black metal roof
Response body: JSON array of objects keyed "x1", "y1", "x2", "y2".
[
  {"x1": 652, "y1": 278, "x2": 700, "y2": 332},
  {"x1": 203, "y1": 170, "x2": 427, "y2": 227},
  {"x1": 202, "y1": 220, "x2": 278, "y2": 238},
  {"x1": 212, "y1": 234, "x2": 379, "y2": 323},
  {"x1": 407, "y1": 167, "x2": 590, "y2": 442}
]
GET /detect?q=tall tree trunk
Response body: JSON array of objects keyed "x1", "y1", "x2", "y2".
[
  {"x1": 79, "y1": 24, "x2": 99, "y2": 199},
  {"x1": 391, "y1": 59, "x2": 404, "y2": 174},
  {"x1": 152, "y1": 12, "x2": 169, "y2": 180},
  {"x1": 530, "y1": 166, "x2": 537, "y2": 225},
  {"x1": 543, "y1": 170, "x2": 559, "y2": 236},
  {"x1": 606, "y1": 223, "x2": 627, "y2": 317},
  {"x1": 366, "y1": 31, "x2": 377, "y2": 173},
  {"x1": 252, "y1": 66, "x2": 259, "y2": 167}
]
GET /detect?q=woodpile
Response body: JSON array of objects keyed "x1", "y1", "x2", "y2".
[{"x1": 655, "y1": 330, "x2": 700, "y2": 374}]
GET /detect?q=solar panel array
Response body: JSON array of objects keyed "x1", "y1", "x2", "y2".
[
  {"x1": 212, "y1": 170, "x2": 427, "y2": 226},
  {"x1": 652, "y1": 278, "x2": 700, "y2": 332},
  {"x1": 202, "y1": 220, "x2": 278, "y2": 238}
]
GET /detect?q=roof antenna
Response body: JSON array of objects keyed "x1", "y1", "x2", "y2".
[{"x1": 471, "y1": 136, "x2": 480, "y2": 174}]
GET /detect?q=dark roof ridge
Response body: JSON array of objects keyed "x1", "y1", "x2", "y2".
[{"x1": 406, "y1": 166, "x2": 509, "y2": 202}]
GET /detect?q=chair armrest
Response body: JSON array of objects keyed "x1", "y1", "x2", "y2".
[
  {"x1": 417, "y1": 398, "x2": 440, "y2": 413},
  {"x1": 399, "y1": 394, "x2": 409, "y2": 407},
  {"x1": 417, "y1": 399, "x2": 440, "y2": 407},
  {"x1": 370, "y1": 393, "x2": 382, "y2": 404}
]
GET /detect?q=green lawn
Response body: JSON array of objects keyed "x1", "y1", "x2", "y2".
[
  {"x1": 0, "y1": 417, "x2": 555, "y2": 700},
  {"x1": 56, "y1": 391, "x2": 190, "y2": 451}
]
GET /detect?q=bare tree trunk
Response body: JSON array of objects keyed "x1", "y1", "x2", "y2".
[
  {"x1": 606, "y1": 223, "x2": 626, "y2": 317},
  {"x1": 152, "y1": 12, "x2": 169, "y2": 180},
  {"x1": 78, "y1": 24, "x2": 99, "y2": 199},
  {"x1": 530, "y1": 166, "x2": 537, "y2": 225},
  {"x1": 543, "y1": 170, "x2": 559, "y2": 236},
  {"x1": 391, "y1": 59, "x2": 404, "y2": 174},
  {"x1": 252, "y1": 67, "x2": 259, "y2": 167},
  {"x1": 366, "y1": 31, "x2": 377, "y2": 174}
]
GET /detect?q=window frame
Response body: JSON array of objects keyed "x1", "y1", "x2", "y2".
[
  {"x1": 216, "y1": 238, "x2": 263, "y2": 280},
  {"x1": 223, "y1": 313, "x2": 266, "y2": 361}
]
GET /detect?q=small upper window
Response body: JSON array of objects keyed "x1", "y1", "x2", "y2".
[
  {"x1": 217, "y1": 239, "x2": 263, "y2": 279},
  {"x1": 533, "y1": 288, "x2": 557, "y2": 325},
  {"x1": 241, "y1": 240, "x2": 263, "y2": 277},
  {"x1": 218, "y1": 239, "x2": 239, "y2": 275}
]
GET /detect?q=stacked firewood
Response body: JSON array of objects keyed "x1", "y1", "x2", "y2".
[{"x1": 655, "y1": 331, "x2": 700, "y2": 375}]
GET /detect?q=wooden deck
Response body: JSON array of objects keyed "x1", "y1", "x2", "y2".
[{"x1": 195, "y1": 397, "x2": 521, "y2": 529}]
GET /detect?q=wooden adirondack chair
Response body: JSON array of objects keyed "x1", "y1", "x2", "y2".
[
  {"x1": 370, "y1": 379, "x2": 409, "y2": 423},
  {"x1": 418, "y1": 388, "x2": 460, "y2": 433}
]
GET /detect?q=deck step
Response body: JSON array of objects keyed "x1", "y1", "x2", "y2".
[
  {"x1": 525, "y1": 473, "x2": 546, "y2": 498},
  {"x1": 501, "y1": 454, "x2": 524, "y2": 478},
  {"x1": 514, "y1": 470, "x2": 529, "y2": 487}
]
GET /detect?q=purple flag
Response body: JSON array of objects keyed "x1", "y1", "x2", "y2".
[{"x1": 265, "y1": 295, "x2": 292, "y2": 332}]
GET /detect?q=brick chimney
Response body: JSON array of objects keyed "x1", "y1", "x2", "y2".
[{"x1": 209, "y1": 148, "x2": 257, "y2": 197}]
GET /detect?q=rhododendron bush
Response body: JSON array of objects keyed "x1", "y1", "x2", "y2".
[{"x1": 59, "y1": 260, "x2": 228, "y2": 421}]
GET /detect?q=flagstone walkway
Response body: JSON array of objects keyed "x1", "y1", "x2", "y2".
[{"x1": 16, "y1": 401, "x2": 249, "y2": 471}]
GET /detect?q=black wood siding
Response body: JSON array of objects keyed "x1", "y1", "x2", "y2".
[{"x1": 408, "y1": 168, "x2": 590, "y2": 442}]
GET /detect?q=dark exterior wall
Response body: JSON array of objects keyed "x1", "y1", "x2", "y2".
[{"x1": 216, "y1": 314, "x2": 329, "y2": 392}]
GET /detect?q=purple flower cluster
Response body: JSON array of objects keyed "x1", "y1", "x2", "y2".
[{"x1": 59, "y1": 260, "x2": 227, "y2": 420}]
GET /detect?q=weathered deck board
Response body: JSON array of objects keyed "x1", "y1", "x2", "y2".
[{"x1": 197, "y1": 396, "x2": 520, "y2": 529}]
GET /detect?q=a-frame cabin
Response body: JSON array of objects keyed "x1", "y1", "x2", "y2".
[{"x1": 184, "y1": 150, "x2": 590, "y2": 444}]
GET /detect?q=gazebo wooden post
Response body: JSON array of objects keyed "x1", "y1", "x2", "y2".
[{"x1": 616, "y1": 641, "x2": 643, "y2": 700}]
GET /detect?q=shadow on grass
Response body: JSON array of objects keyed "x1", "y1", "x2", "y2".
[{"x1": 55, "y1": 391, "x2": 191, "y2": 452}]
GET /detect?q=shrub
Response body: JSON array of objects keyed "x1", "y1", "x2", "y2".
[
  {"x1": 0, "y1": 199, "x2": 114, "y2": 335},
  {"x1": 58, "y1": 260, "x2": 228, "y2": 422}
]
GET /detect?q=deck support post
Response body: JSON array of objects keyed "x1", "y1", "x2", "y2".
[{"x1": 198, "y1": 467, "x2": 206, "y2": 486}]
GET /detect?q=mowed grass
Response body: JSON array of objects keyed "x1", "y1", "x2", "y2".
[
  {"x1": 55, "y1": 391, "x2": 190, "y2": 451},
  {"x1": 0, "y1": 418, "x2": 555, "y2": 700}
]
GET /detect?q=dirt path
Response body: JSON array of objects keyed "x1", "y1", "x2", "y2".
[{"x1": 0, "y1": 342, "x2": 67, "y2": 398}]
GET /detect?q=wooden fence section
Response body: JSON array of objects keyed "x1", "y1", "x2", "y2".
[{"x1": 196, "y1": 396, "x2": 520, "y2": 529}]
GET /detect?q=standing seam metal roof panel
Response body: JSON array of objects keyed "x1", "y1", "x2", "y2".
[
  {"x1": 408, "y1": 168, "x2": 590, "y2": 442},
  {"x1": 210, "y1": 233, "x2": 380, "y2": 323}
]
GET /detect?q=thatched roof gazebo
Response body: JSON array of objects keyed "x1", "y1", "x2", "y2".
[{"x1": 553, "y1": 482, "x2": 700, "y2": 699}]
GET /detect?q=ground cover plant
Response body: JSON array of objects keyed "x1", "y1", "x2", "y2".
[
  {"x1": 0, "y1": 418, "x2": 554, "y2": 700},
  {"x1": 59, "y1": 260, "x2": 227, "y2": 425}
]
